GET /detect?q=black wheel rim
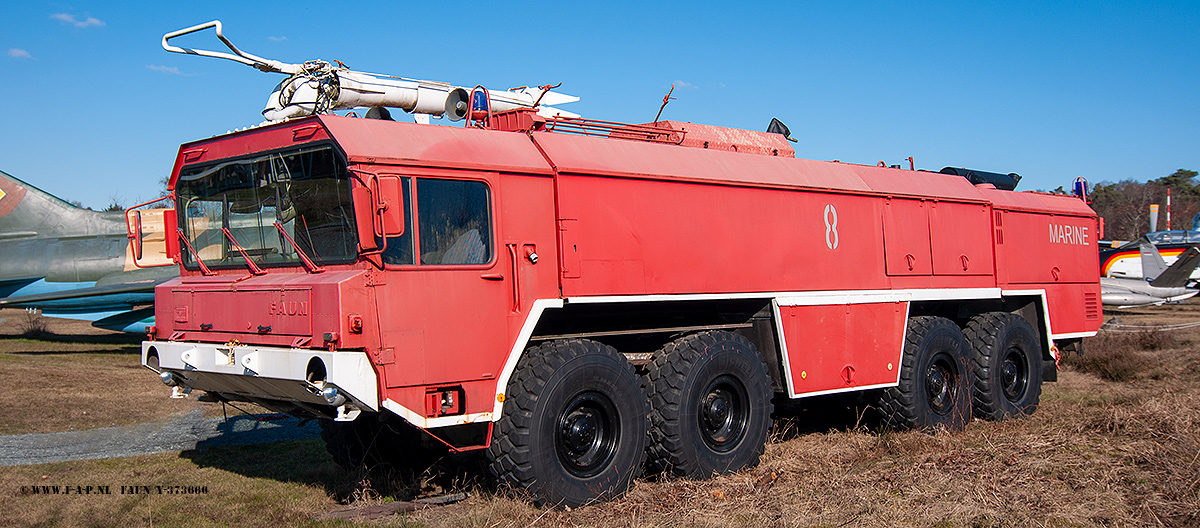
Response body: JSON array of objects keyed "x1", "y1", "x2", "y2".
[
  {"x1": 555, "y1": 391, "x2": 619, "y2": 478},
  {"x1": 925, "y1": 353, "x2": 958, "y2": 416},
  {"x1": 697, "y1": 375, "x2": 750, "y2": 452},
  {"x1": 1000, "y1": 346, "x2": 1029, "y2": 402}
]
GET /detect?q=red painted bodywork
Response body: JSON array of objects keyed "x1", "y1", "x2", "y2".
[
  {"x1": 781, "y1": 303, "x2": 908, "y2": 394},
  {"x1": 156, "y1": 114, "x2": 1102, "y2": 424}
]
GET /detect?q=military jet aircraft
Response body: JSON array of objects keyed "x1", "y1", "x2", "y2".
[
  {"x1": 1099, "y1": 213, "x2": 1200, "y2": 281},
  {"x1": 1101, "y1": 238, "x2": 1200, "y2": 308},
  {"x1": 0, "y1": 170, "x2": 176, "y2": 333}
]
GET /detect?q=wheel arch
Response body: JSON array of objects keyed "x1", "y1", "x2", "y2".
[
  {"x1": 494, "y1": 290, "x2": 1058, "y2": 420},
  {"x1": 491, "y1": 297, "x2": 788, "y2": 421},
  {"x1": 910, "y1": 292, "x2": 1054, "y2": 363}
]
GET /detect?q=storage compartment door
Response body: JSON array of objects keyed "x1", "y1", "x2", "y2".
[
  {"x1": 883, "y1": 199, "x2": 932, "y2": 276},
  {"x1": 930, "y1": 202, "x2": 994, "y2": 276}
]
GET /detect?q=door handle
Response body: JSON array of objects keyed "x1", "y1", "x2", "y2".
[
  {"x1": 507, "y1": 244, "x2": 521, "y2": 312},
  {"x1": 480, "y1": 273, "x2": 504, "y2": 281}
]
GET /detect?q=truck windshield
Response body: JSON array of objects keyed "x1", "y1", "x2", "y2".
[{"x1": 176, "y1": 145, "x2": 357, "y2": 269}]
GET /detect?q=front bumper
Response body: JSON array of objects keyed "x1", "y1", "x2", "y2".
[{"x1": 142, "y1": 340, "x2": 379, "y2": 414}]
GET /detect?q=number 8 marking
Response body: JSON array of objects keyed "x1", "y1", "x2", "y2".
[{"x1": 824, "y1": 204, "x2": 839, "y2": 249}]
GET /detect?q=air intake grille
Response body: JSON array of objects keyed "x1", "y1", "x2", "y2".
[{"x1": 1084, "y1": 292, "x2": 1101, "y2": 320}]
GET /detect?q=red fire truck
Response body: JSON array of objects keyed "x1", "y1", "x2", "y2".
[{"x1": 142, "y1": 22, "x2": 1102, "y2": 508}]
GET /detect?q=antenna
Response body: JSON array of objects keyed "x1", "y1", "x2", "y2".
[
  {"x1": 161, "y1": 21, "x2": 580, "y2": 123},
  {"x1": 653, "y1": 84, "x2": 676, "y2": 123}
]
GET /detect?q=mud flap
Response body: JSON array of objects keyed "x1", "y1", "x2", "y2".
[{"x1": 1042, "y1": 359, "x2": 1057, "y2": 382}]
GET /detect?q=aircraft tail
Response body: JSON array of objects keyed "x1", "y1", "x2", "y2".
[
  {"x1": 1138, "y1": 237, "x2": 1169, "y2": 279},
  {"x1": 0, "y1": 169, "x2": 125, "y2": 238},
  {"x1": 1149, "y1": 246, "x2": 1200, "y2": 288}
]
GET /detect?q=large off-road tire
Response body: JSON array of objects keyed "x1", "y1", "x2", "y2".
[
  {"x1": 643, "y1": 331, "x2": 773, "y2": 478},
  {"x1": 963, "y1": 312, "x2": 1043, "y2": 420},
  {"x1": 320, "y1": 413, "x2": 442, "y2": 476},
  {"x1": 879, "y1": 316, "x2": 972, "y2": 431},
  {"x1": 487, "y1": 339, "x2": 649, "y2": 508}
]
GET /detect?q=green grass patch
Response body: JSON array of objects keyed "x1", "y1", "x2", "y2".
[{"x1": 0, "y1": 440, "x2": 375, "y2": 528}]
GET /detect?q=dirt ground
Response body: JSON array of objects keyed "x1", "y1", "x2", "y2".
[
  {"x1": 0, "y1": 309, "x2": 257, "y2": 434},
  {"x1": 0, "y1": 304, "x2": 1198, "y2": 527}
]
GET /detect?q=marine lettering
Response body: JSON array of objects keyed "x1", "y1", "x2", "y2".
[{"x1": 1049, "y1": 224, "x2": 1089, "y2": 245}]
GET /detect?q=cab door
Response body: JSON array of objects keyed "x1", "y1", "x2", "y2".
[{"x1": 371, "y1": 171, "x2": 558, "y2": 403}]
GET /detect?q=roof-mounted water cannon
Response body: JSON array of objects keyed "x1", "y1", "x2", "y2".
[{"x1": 162, "y1": 21, "x2": 579, "y2": 123}]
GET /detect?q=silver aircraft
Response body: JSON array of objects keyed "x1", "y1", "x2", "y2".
[
  {"x1": 0, "y1": 170, "x2": 176, "y2": 332},
  {"x1": 1101, "y1": 239, "x2": 1200, "y2": 308}
]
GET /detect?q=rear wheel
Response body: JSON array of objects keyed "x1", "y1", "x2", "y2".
[
  {"x1": 487, "y1": 339, "x2": 648, "y2": 508},
  {"x1": 879, "y1": 316, "x2": 972, "y2": 431},
  {"x1": 964, "y1": 312, "x2": 1043, "y2": 420},
  {"x1": 643, "y1": 331, "x2": 773, "y2": 478}
]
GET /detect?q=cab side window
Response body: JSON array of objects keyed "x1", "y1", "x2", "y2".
[
  {"x1": 416, "y1": 179, "x2": 492, "y2": 265},
  {"x1": 382, "y1": 176, "x2": 414, "y2": 265}
]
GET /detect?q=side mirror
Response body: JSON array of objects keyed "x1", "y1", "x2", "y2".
[
  {"x1": 126, "y1": 210, "x2": 143, "y2": 261},
  {"x1": 351, "y1": 175, "x2": 380, "y2": 252},
  {"x1": 377, "y1": 176, "x2": 405, "y2": 237},
  {"x1": 125, "y1": 197, "x2": 177, "y2": 268}
]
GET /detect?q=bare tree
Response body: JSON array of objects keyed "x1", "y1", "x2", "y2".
[{"x1": 1090, "y1": 169, "x2": 1200, "y2": 241}]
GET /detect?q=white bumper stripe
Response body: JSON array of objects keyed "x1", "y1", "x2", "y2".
[{"x1": 142, "y1": 341, "x2": 379, "y2": 412}]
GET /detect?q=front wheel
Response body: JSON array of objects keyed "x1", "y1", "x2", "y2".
[
  {"x1": 643, "y1": 331, "x2": 773, "y2": 478},
  {"x1": 878, "y1": 316, "x2": 972, "y2": 431},
  {"x1": 319, "y1": 413, "x2": 443, "y2": 477},
  {"x1": 487, "y1": 339, "x2": 648, "y2": 508}
]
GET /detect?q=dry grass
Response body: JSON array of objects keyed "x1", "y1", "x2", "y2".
[
  {"x1": 0, "y1": 309, "x2": 253, "y2": 434},
  {"x1": 401, "y1": 392, "x2": 1194, "y2": 527},
  {"x1": 0, "y1": 439, "x2": 358, "y2": 528},
  {"x1": 16, "y1": 309, "x2": 51, "y2": 339},
  {"x1": 1061, "y1": 329, "x2": 1176, "y2": 381},
  {"x1": 402, "y1": 304, "x2": 1200, "y2": 527},
  {"x1": 2, "y1": 305, "x2": 1200, "y2": 527}
]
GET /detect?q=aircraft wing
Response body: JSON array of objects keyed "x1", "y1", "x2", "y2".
[
  {"x1": 0, "y1": 277, "x2": 41, "y2": 298},
  {"x1": 0, "y1": 277, "x2": 166, "y2": 306},
  {"x1": 0, "y1": 266, "x2": 176, "y2": 333},
  {"x1": 1101, "y1": 273, "x2": 1200, "y2": 308},
  {"x1": 1101, "y1": 288, "x2": 1199, "y2": 308}
]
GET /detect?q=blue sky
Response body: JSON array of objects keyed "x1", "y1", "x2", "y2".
[{"x1": 2, "y1": 1, "x2": 1197, "y2": 208}]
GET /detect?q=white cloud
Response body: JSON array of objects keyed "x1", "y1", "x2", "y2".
[
  {"x1": 147, "y1": 64, "x2": 193, "y2": 76},
  {"x1": 268, "y1": 36, "x2": 287, "y2": 42},
  {"x1": 673, "y1": 80, "x2": 699, "y2": 90},
  {"x1": 51, "y1": 13, "x2": 105, "y2": 28},
  {"x1": 8, "y1": 49, "x2": 32, "y2": 59}
]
